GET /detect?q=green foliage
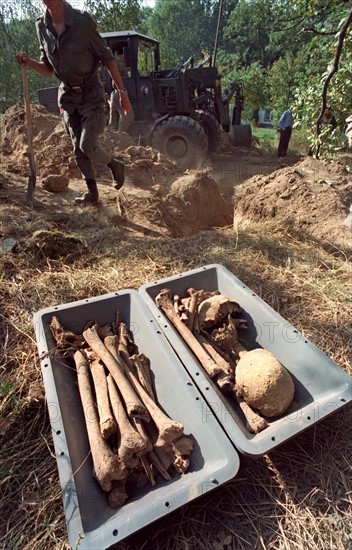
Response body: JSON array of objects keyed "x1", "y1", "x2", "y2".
[
  {"x1": 292, "y1": 8, "x2": 352, "y2": 158},
  {"x1": 85, "y1": 0, "x2": 142, "y2": 32},
  {"x1": 223, "y1": 0, "x2": 308, "y2": 68},
  {"x1": 145, "y1": 0, "x2": 216, "y2": 68},
  {"x1": 215, "y1": 52, "x2": 270, "y2": 121},
  {"x1": 224, "y1": 0, "x2": 275, "y2": 67},
  {"x1": 0, "y1": 1, "x2": 51, "y2": 112},
  {"x1": 294, "y1": 61, "x2": 352, "y2": 158},
  {"x1": 268, "y1": 50, "x2": 307, "y2": 122}
]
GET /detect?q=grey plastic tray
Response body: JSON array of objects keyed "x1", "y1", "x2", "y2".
[
  {"x1": 33, "y1": 289, "x2": 240, "y2": 550},
  {"x1": 139, "y1": 263, "x2": 352, "y2": 457}
]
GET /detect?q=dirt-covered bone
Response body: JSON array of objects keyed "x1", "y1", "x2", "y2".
[
  {"x1": 234, "y1": 394, "x2": 268, "y2": 433},
  {"x1": 130, "y1": 353, "x2": 155, "y2": 400},
  {"x1": 106, "y1": 374, "x2": 149, "y2": 469},
  {"x1": 83, "y1": 326, "x2": 150, "y2": 422},
  {"x1": 198, "y1": 294, "x2": 242, "y2": 329},
  {"x1": 210, "y1": 314, "x2": 239, "y2": 351},
  {"x1": 156, "y1": 289, "x2": 269, "y2": 433},
  {"x1": 49, "y1": 316, "x2": 85, "y2": 348},
  {"x1": 108, "y1": 479, "x2": 128, "y2": 509},
  {"x1": 234, "y1": 343, "x2": 295, "y2": 418},
  {"x1": 140, "y1": 455, "x2": 156, "y2": 486},
  {"x1": 89, "y1": 356, "x2": 117, "y2": 439},
  {"x1": 104, "y1": 335, "x2": 184, "y2": 446},
  {"x1": 196, "y1": 333, "x2": 235, "y2": 378},
  {"x1": 126, "y1": 368, "x2": 184, "y2": 447},
  {"x1": 187, "y1": 292, "x2": 198, "y2": 332},
  {"x1": 73, "y1": 350, "x2": 127, "y2": 492},
  {"x1": 156, "y1": 288, "x2": 223, "y2": 378}
]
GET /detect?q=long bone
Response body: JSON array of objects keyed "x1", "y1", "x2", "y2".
[
  {"x1": 73, "y1": 350, "x2": 126, "y2": 491},
  {"x1": 83, "y1": 325, "x2": 149, "y2": 422}
]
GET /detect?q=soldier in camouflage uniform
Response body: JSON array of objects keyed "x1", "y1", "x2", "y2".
[{"x1": 16, "y1": 0, "x2": 132, "y2": 205}]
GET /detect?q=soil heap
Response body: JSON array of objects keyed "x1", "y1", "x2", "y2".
[
  {"x1": 1, "y1": 103, "x2": 351, "y2": 245},
  {"x1": 0, "y1": 104, "x2": 233, "y2": 237}
]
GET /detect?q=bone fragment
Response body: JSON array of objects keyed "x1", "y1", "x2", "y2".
[
  {"x1": 73, "y1": 350, "x2": 126, "y2": 491},
  {"x1": 118, "y1": 321, "x2": 135, "y2": 357},
  {"x1": 196, "y1": 333, "x2": 235, "y2": 378},
  {"x1": 148, "y1": 450, "x2": 172, "y2": 481},
  {"x1": 234, "y1": 393, "x2": 268, "y2": 434},
  {"x1": 108, "y1": 479, "x2": 128, "y2": 509},
  {"x1": 132, "y1": 417, "x2": 153, "y2": 453},
  {"x1": 49, "y1": 316, "x2": 84, "y2": 348},
  {"x1": 126, "y1": 368, "x2": 184, "y2": 446},
  {"x1": 130, "y1": 353, "x2": 155, "y2": 400},
  {"x1": 139, "y1": 454, "x2": 156, "y2": 486},
  {"x1": 186, "y1": 292, "x2": 198, "y2": 332},
  {"x1": 173, "y1": 294, "x2": 180, "y2": 314}
]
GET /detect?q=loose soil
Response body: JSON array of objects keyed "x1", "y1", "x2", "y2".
[{"x1": 1, "y1": 104, "x2": 351, "y2": 248}]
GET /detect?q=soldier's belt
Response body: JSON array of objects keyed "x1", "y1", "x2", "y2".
[{"x1": 63, "y1": 73, "x2": 101, "y2": 94}]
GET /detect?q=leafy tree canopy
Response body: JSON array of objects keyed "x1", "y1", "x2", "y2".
[
  {"x1": 85, "y1": 0, "x2": 142, "y2": 32},
  {"x1": 146, "y1": 0, "x2": 217, "y2": 68}
]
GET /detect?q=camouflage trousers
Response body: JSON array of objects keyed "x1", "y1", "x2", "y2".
[{"x1": 62, "y1": 106, "x2": 112, "y2": 180}]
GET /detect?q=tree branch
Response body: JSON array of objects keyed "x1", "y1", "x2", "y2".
[
  {"x1": 315, "y1": 8, "x2": 352, "y2": 158},
  {"x1": 302, "y1": 27, "x2": 337, "y2": 35}
]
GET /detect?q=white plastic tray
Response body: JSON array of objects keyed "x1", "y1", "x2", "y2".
[
  {"x1": 139, "y1": 263, "x2": 352, "y2": 456},
  {"x1": 33, "y1": 289, "x2": 240, "y2": 549}
]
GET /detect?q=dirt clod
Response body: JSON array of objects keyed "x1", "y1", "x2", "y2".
[
  {"x1": 25, "y1": 229, "x2": 85, "y2": 260},
  {"x1": 42, "y1": 174, "x2": 69, "y2": 193}
]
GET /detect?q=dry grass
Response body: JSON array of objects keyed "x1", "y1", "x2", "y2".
[{"x1": 1, "y1": 201, "x2": 351, "y2": 550}]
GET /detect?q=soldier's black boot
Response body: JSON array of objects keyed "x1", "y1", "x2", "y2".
[
  {"x1": 74, "y1": 179, "x2": 99, "y2": 205},
  {"x1": 108, "y1": 158, "x2": 125, "y2": 190}
]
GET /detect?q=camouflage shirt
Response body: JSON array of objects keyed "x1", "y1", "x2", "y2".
[
  {"x1": 35, "y1": 1, "x2": 113, "y2": 112},
  {"x1": 36, "y1": 0, "x2": 113, "y2": 86}
]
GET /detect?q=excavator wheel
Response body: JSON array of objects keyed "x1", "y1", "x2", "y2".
[
  {"x1": 151, "y1": 115, "x2": 208, "y2": 169},
  {"x1": 229, "y1": 124, "x2": 252, "y2": 147},
  {"x1": 195, "y1": 110, "x2": 222, "y2": 152}
]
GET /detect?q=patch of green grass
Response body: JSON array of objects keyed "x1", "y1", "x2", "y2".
[{"x1": 252, "y1": 126, "x2": 277, "y2": 150}]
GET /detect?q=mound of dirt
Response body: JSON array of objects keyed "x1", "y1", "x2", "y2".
[
  {"x1": 0, "y1": 104, "x2": 181, "y2": 186},
  {"x1": 117, "y1": 171, "x2": 233, "y2": 237},
  {"x1": 1, "y1": 103, "x2": 351, "y2": 245},
  {"x1": 1, "y1": 104, "x2": 78, "y2": 179},
  {"x1": 0, "y1": 103, "x2": 233, "y2": 237},
  {"x1": 234, "y1": 157, "x2": 352, "y2": 248}
]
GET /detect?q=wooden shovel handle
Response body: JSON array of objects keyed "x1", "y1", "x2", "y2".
[{"x1": 22, "y1": 64, "x2": 36, "y2": 202}]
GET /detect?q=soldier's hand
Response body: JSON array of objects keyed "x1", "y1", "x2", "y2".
[
  {"x1": 16, "y1": 51, "x2": 30, "y2": 66},
  {"x1": 119, "y1": 90, "x2": 132, "y2": 116}
]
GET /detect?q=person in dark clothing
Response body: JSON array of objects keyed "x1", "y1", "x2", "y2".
[
  {"x1": 277, "y1": 108, "x2": 293, "y2": 158},
  {"x1": 16, "y1": 0, "x2": 132, "y2": 205}
]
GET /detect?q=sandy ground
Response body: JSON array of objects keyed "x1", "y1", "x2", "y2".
[{"x1": 1, "y1": 103, "x2": 351, "y2": 248}]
